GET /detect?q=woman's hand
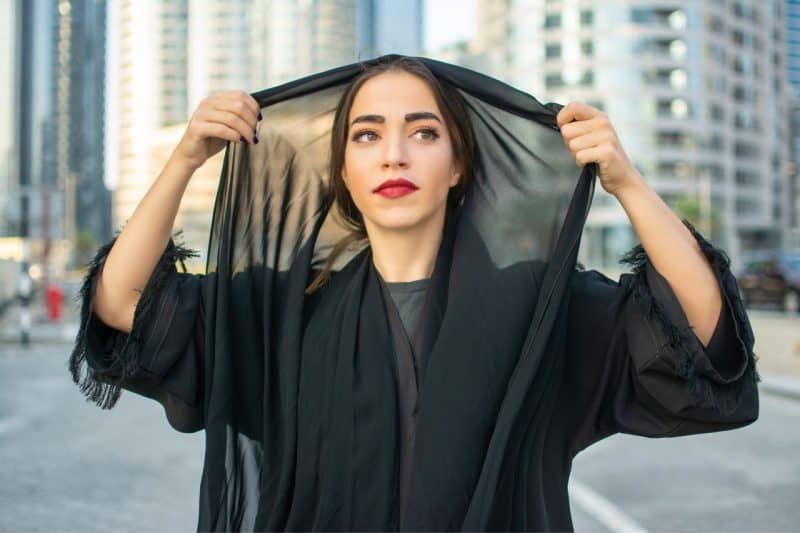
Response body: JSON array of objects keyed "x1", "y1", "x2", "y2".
[
  {"x1": 556, "y1": 101, "x2": 641, "y2": 197},
  {"x1": 173, "y1": 90, "x2": 263, "y2": 171}
]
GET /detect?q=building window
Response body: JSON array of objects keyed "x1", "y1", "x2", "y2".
[
  {"x1": 545, "y1": 43, "x2": 562, "y2": 59},
  {"x1": 631, "y1": 7, "x2": 685, "y2": 29},
  {"x1": 581, "y1": 40, "x2": 594, "y2": 57},
  {"x1": 734, "y1": 142, "x2": 759, "y2": 158},
  {"x1": 657, "y1": 98, "x2": 691, "y2": 119},
  {"x1": 735, "y1": 198, "x2": 760, "y2": 214},
  {"x1": 658, "y1": 161, "x2": 693, "y2": 179},
  {"x1": 643, "y1": 67, "x2": 687, "y2": 88},
  {"x1": 545, "y1": 72, "x2": 565, "y2": 88},
  {"x1": 580, "y1": 9, "x2": 594, "y2": 26},
  {"x1": 657, "y1": 130, "x2": 694, "y2": 148},
  {"x1": 544, "y1": 13, "x2": 561, "y2": 29},
  {"x1": 735, "y1": 169, "x2": 760, "y2": 186},
  {"x1": 706, "y1": 14, "x2": 724, "y2": 33},
  {"x1": 708, "y1": 103, "x2": 725, "y2": 122}
]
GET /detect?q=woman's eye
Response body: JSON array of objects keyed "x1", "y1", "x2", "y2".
[
  {"x1": 415, "y1": 128, "x2": 440, "y2": 141},
  {"x1": 352, "y1": 130, "x2": 377, "y2": 142}
]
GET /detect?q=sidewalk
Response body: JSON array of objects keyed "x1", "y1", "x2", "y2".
[
  {"x1": 748, "y1": 310, "x2": 800, "y2": 400},
  {"x1": 0, "y1": 297, "x2": 80, "y2": 347}
]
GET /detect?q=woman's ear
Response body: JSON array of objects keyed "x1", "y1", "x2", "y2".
[{"x1": 450, "y1": 169, "x2": 460, "y2": 187}]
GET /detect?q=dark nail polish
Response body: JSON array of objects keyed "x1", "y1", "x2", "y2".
[
  {"x1": 240, "y1": 135, "x2": 246, "y2": 143},
  {"x1": 258, "y1": 112, "x2": 262, "y2": 121},
  {"x1": 253, "y1": 135, "x2": 259, "y2": 144}
]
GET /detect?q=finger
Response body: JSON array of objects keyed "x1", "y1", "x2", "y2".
[
  {"x1": 566, "y1": 130, "x2": 613, "y2": 153},
  {"x1": 238, "y1": 90, "x2": 262, "y2": 120},
  {"x1": 574, "y1": 145, "x2": 609, "y2": 168},
  {"x1": 557, "y1": 102, "x2": 602, "y2": 128},
  {"x1": 196, "y1": 121, "x2": 245, "y2": 145},
  {"x1": 214, "y1": 93, "x2": 259, "y2": 131},
  {"x1": 559, "y1": 119, "x2": 596, "y2": 141},
  {"x1": 202, "y1": 108, "x2": 257, "y2": 143}
]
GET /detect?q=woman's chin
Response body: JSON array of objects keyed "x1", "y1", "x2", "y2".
[{"x1": 368, "y1": 210, "x2": 439, "y2": 234}]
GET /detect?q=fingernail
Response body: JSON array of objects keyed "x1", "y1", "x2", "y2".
[
  {"x1": 253, "y1": 135, "x2": 259, "y2": 144},
  {"x1": 257, "y1": 112, "x2": 262, "y2": 121},
  {"x1": 240, "y1": 135, "x2": 246, "y2": 143}
]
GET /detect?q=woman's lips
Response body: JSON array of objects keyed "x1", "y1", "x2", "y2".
[
  {"x1": 375, "y1": 185, "x2": 418, "y2": 198},
  {"x1": 373, "y1": 178, "x2": 419, "y2": 198}
]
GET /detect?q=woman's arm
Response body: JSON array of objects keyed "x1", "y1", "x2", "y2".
[
  {"x1": 94, "y1": 90, "x2": 261, "y2": 333},
  {"x1": 614, "y1": 175, "x2": 721, "y2": 346},
  {"x1": 92, "y1": 153, "x2": 196, "y2": 333},
  {"x1": 557, "y1": 101, "x2": 720, "y2": 346}
]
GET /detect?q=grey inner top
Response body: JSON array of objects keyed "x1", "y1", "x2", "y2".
[{"x1": 384, "y1": 278, "x2": 430, "y2": 342}]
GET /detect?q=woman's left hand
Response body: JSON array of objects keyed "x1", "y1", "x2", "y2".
[{"x1": 556, "y1": 101, "x2": 641, "y2": 197}]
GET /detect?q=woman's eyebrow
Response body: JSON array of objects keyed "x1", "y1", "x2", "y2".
[{"x1": 350, "y1": 111, "x2": 442, "y2": 126}]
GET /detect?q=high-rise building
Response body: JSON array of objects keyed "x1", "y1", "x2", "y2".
[
  {"x1": 1, "y1": 0, "x2": 108, "y2": 272},
  {"x1": 787, "y1": 0, "x2": 800, "y2": 96},
  {"x1": 188, "y1": 0, "x2": 250, "y2": 112},
  {"x1": 61, "y1": 0, "x2": 111, "y2": 257},
  {"x1": 250, "y1": 0, "x2": 424, "y2": 89},
  {"x1": 0, "y1": 0, "x2": 22, "y2": 240},
  {"x1": 474, "y1": 0, "x2": 790, "y2": 270},
  {"x1": 109, "y1": 0, "x2": 190, "y2": 233},
  {"x1": 786, "y1": 0, "x2": 800, "y2": 247},
  {"x1": 358, "y1": 0, "x2": 424, "y2": 58}
]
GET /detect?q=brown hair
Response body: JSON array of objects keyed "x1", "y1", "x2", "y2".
[{"x1": 305, "y1": 56, "x2": 476, "y2": 295}]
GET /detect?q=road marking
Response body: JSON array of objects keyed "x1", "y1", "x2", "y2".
[
  {"x1": 569, "y1": 478, "x2": 649, "y2": 533},
  {"x1": 0, "y1": 416, "x2": 29, "y2": 436}
]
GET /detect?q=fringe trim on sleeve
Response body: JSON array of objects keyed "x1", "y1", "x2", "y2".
[
  {"x1": 68, "y1": 229, "x2": 200, "y2": 409},
  {"x1": 619, "y1": 219, "x2": 761, "y2": 417}
]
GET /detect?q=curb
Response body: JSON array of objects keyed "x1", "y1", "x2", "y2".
[{"x1": 759, "y1": 372, "x2": 800, "y2": 401}]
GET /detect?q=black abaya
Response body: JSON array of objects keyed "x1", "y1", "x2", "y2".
[{"x1": 69, "y1": 54, "x2": 759, "y2": 531}]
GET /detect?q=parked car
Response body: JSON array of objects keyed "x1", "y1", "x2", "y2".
[{"x1": 736, "y1": 251, "x2": 800, "y2": 313}]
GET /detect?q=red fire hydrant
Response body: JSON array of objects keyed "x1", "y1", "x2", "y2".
[{"x1": 46, "y1": 283, "x2": 64, "y2": 322}]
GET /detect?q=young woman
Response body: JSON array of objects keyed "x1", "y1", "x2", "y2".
[{"x1": 69, "y1": 55, "x2": 759, "y2": 531}]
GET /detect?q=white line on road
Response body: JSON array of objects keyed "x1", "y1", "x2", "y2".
[
  {"x1": 569, "y1": 478, "x2": 649, "y2": 533},
  {"x1": 0, "y1": 416, "x2": 29, "y2": 436}
]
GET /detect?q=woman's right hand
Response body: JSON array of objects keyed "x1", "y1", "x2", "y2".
[{"x1": 173, "y1": 90, "x2": 262, "y2": 171}]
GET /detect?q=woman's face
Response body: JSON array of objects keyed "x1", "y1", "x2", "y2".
[{"x1": 342, "y1": 71, "x2": 460, "y2": 235}]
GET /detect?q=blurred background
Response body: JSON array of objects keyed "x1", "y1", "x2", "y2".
[{"x1": 1, "y1": 1, "x2": 799, "y2": 531}]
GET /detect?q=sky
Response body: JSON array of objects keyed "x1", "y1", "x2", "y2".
[{"x1": 424, "y1": 0, "x2": 477, "y2": 52}]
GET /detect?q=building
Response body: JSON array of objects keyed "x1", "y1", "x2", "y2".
[
  {"x1": 1, "y1": 0, "x2": 109, "y2": 274},
  {"x1": 108, "y1": 0, "x2": 190, "y2": 235},
  {"x1": 472, "y1": 0, "x2": 790, "y2": 271},
  {"x1": 250, "y1": 0, "x2": 424, "y2": 90},
  {"x1": 785, "y1": 0, "x2": 800, "y2": 248}
]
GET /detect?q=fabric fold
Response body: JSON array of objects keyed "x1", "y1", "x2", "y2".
[
  {"x1": 68, "y1": 230, "x2": 201, "y2": 410},
  {"x1": 618, "y1": 219, "x2": 761, "y2": 417}
]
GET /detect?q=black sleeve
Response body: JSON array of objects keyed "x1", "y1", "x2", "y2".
[
  {"x1": 565, "y1": 220, "x2": 760, "y2": 454},
  {"x1": 68, "y1": 230, "x2": 207, "y2": 433}
]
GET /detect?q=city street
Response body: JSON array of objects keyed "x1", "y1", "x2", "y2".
[{"x1": 0, "y1": 309, "x2": 798, "y2": 531}]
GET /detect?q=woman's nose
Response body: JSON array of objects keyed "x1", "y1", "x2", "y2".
[{"x1": 382, "y1": 133, "x2": 408, "y2": 169}]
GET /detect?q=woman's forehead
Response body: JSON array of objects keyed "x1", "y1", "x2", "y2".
[{"x1": 349, "y1": 72, "x2": 440, "y2": 120}]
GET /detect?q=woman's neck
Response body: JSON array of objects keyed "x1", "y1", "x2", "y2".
[{"x1": 367, "y1": 210, "x2": 444, "y2": 283}]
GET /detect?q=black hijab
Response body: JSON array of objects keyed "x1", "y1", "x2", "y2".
[{"x1": 190, "y1": 53, "x2": 597, "y2": 530}]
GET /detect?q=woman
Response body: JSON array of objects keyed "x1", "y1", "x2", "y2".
[{"x1": 69, "y1": 55, "x2": 759, "y2": 531}]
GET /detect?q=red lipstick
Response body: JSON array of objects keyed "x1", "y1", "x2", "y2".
[{"x1": 373, "y1": 178, "x2": 419, "y2": 198}]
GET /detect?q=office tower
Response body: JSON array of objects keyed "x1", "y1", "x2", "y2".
[
  {"x1": 109, "y1": 0, "x2": 189, "y2": 234},
  {"x1": 786, "y1": 0, "x2": 800, "y2": 247},
  {"x1": 475, "y1": 0, "x2": 789, "y2": 268},
  {"x1": 250, "y1": 0, "x2": 424, "y2": 89},
  {"x1": 3, "y1": 0, "x2": 109, "y2": 272}
]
